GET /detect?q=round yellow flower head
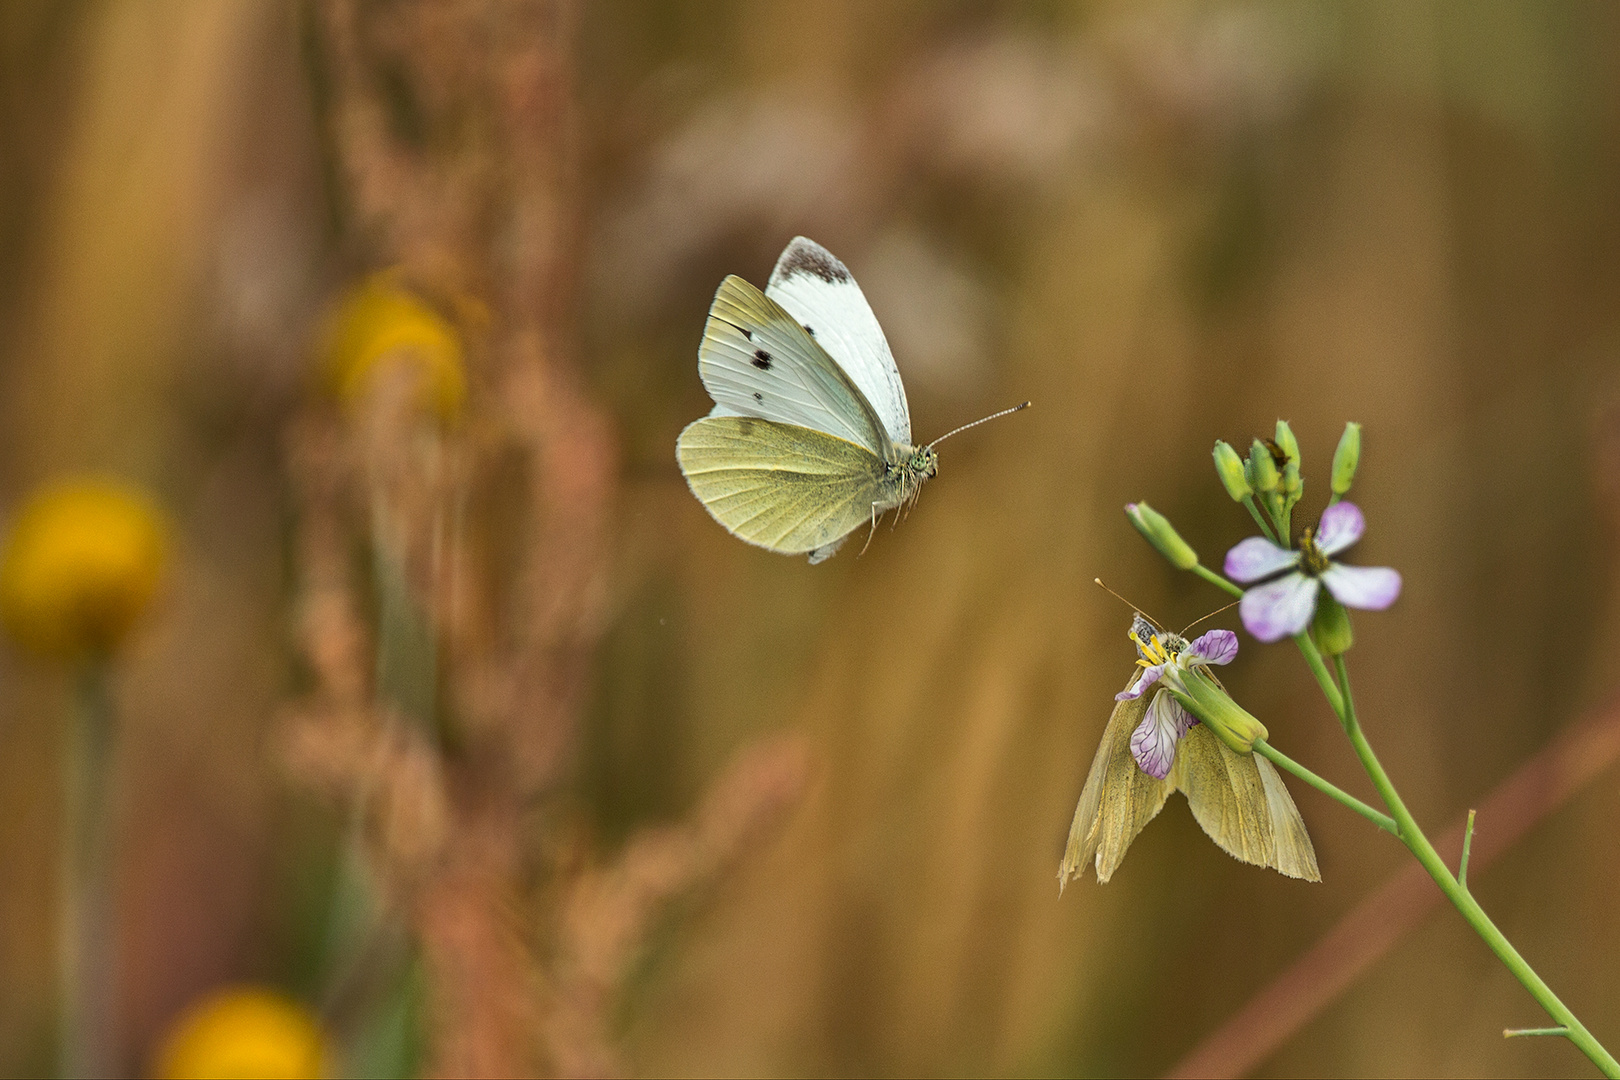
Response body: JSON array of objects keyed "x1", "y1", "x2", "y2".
[
  {"x1": 322, "y1": 270, "x2": 466, "y2": 423},
  {"x1": 0, "y1": 479, "x2": 168, "y2": 660},
  {"x1": 152, "y1": 986, "x2": 327, "y2": 1080}
]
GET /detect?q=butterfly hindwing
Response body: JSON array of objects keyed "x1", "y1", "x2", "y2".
[
  {"x1": 676, "y1": 416, "x2": 895, "y2": 556},
  {"x1": 699, "y1": 274, "x2": 892, "y2": 460},
  {"x1": 766, "y1": 237, "x2": 912, "y2": 447},
  {"x1": 1170, "y1": 726, "x2": 1321, "y2": 882}
]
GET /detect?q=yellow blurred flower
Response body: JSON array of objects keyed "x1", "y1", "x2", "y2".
[
  {"x1": 0, "y1": 479, "x2": 168, "y2": 660},
  {"x1": 322, "y1": 270, "x2": 466, "y2": 423},
  {"x1": 152, "y1": 987, "x2": 327, "y2": 1080}
]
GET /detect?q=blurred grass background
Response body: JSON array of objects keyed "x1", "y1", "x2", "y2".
[{"x1": 2, "y1": 0, "x2": 1620, "y2": 1076}]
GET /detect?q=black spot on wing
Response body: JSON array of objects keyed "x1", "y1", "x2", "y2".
[
  {"x1": 752, "y1": 349, "x2": 772, "y2": 370},
  {"x1": 753, "y1": 392, "x2": 763, "y2": 402},
  {"x1": 779, "y1": 243, "x2": 851, "y2": 284},
  {"x1": 803, "y1": 324, "x2": 815, "y2": 337}
]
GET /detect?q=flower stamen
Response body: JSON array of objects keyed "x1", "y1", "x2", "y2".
[{"x1": 1298, "y1": 527, "x2": 1331, "y2": 576}]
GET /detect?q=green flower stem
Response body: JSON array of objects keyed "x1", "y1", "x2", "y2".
[
  {"x1": 1241, "y1": 496, "x2": 1280, "y2": 545},
  {"x1": 61, "y1": 661, "x2": 115, "y2": 1080},
  {"x1": 1192, "y1": 563, "x2": 1243, "y2": 600},
  {"x1": 1507, "y1": 1027, "x2": 1572, "y2": 1039},
  {"x1": 1459, "y1": 809, "x2": 1477, "y2": 892},
  {"x1": 1331, "y1": 656, "x2": 1619, "y2": 1078},
  {"x1": 1291, "y1": 632, "x2": 1345, "y2": 717},
  {"x1": 1252, "y1": 740, "x2": 1396, "y2": 835},
  {"x1": 1262, "y1": 491, "x2": 1286, "y2": 539}
]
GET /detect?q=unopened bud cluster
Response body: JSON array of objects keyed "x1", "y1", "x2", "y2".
[{"x1": 1124, "y1": 419, "x2": 1370, "y2": 666}]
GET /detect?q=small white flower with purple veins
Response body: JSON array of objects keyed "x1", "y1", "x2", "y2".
[
  {"x1": 1117, "y1": 614, "x2": 1239, "y2": 779},
  {"x1": 1224, "y1": 501, "x2": 1402, "y2": 643}
]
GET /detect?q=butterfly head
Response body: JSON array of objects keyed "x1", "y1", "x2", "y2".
[{"x1": 906, "y1": 445, "x2": 939, "y2": 480}]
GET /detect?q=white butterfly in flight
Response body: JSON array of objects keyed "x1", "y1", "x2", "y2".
[{"x1": 677, "y1": 236, "x2": 1029, "y2": 563}]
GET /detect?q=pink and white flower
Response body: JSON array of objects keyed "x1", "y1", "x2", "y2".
[
  {"x1": 1117, "y1": 614, "x2": 1239, "y2": 778},
  {"x1": 1223, "y1": 502, "x2": 1401, "y2": 643}
]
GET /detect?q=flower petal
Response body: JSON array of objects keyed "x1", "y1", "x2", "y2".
[
  {"x1": 1322, "y1": 563, "x2": 1402, "y2": 611},
  {"x1": 1130, "y1": 690, "x2": 1194, "y2": 779},
  {"x1": 1239, "y1": 572, "x2": 1320, "y2": 642},
  {"x1": 1184, "y1": 628, "x2": 1238, "y2": 667},
  {"x1": 1224, "y1": 536, "x2": 1298, "y2": 583},
  {"x1": 1116, "y1": 664, "x2": 1164, "y2": 701},
  {"x1": 1316, "y1": 501, "x2": 1365, "y2": 557}
]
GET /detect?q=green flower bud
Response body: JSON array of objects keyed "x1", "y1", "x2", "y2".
[
  {"x1": 1124, "y1": 502, "x2": 1199, "y2": 571},
  {"x1": 1331, "y1": 422, "x2": 1361, "y2": 496},
  {"x1": 1170, "y1": 670, "x2": 1269, "y2": 754},
  {"x1": 1213, "y1": 441, "x2": 1252, "y2": 502},
  {"x1": 1281, "y1": 462, "x2": 1303, "y2": 502},
  {"x1": 1246, "y1": 439, "x2": 1280, "y2": 494},
  {"x1": 1273, "y1": 420, "x2": 1300, "y2": 467},
  {"x1": 1311, "y1": 593, "x2": 1354, "y2": 655}
]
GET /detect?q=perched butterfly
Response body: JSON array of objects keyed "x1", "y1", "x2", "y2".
[
  {"x1": 1060, "y1": 614, "x2": 1320, "y2": 886},
  {"x1": 677, "y1": 237, "x2": 1027, "y2": 563}
]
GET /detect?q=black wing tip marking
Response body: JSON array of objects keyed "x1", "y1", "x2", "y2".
[{"x1": 774, "y1": 237, "x2": 851, "y2": 285}]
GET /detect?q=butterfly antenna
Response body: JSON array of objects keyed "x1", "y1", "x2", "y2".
[
  {"x1": 927, "y1": 401, "x2": 1031, "y2": 449},
  {"x1": 1179, "y1": 600, "x2": 1240, "y2": 636},
  {"x1": 1093, "y1": 578, "x2": 1164, "y2": 631}
]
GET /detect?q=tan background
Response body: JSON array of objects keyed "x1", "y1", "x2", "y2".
[{"x1": 1, "y1": 1, "x2": 1618, "y2": 1076}]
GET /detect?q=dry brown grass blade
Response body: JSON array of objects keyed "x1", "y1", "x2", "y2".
[
  {"x1": 1166, "y1": 696, "x2": 1620, "y2": 1079},
  {"x1": 545, "y1": 733, "x2": 812, "y2": 1077}
]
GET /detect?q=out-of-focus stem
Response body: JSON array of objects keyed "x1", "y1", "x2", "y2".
[
  {"x1": 371, "y1": 489, "x2": 437, "y2": 732},
  {"x1": 60, "y1": 661, "x2": 115, "y2": 1079}
]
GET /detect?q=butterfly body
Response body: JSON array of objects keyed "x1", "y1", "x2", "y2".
[{"x1": 677, "y1": 237, "x2": 938, "y2": 562}]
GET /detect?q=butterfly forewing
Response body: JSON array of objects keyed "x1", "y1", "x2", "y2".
[
  {"x1": 766, "y1": 237, "x2": 912, "y2": 446},
  {"x1": 677, "y1": 416, "x2": 894, "y2": 556},
  {"x1": 1254, "y1": 754, "x2": 1321, "y2": 881},
  {"x1": 1062, "y1": 673, "x2": 1175, "y2": 886},
  {"x1": 699, "y1": 275, "x2": 892, "y2": 460}
]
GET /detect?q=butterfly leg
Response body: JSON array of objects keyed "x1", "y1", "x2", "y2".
[
  {"x1": 859, "y1": 501, "x2": 882, "y2": 557},
  {"x1": 900, "y1": 485, "x2": 923, "y2": 524}
]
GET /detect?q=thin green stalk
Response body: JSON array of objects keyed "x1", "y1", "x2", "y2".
[
  {"x1": 1252, "y1": 740, "x2": 1396, "y2": 835},
  {"x1": 60, "y1": 661, "x2": 115, "y2": 1080},
  {"x1": 1459, "y1": 809, "x2": 1477, "y2": 892},
  {"x1": 1291, "y1": 632, "x2": 1344, "y2": 718},
  {"x1": 1192, "y1": 563, "x2": 1243, "y2": 600},
  {"x1": 1262, "y1": 491, "x2": 1286, "y2": 539},
  {"x1": 1241, "y1": 495, "x2": 1279, "y2": 545},
  {"x1": 1331, "y1": 656, "x2": 1619, "y2": 1078}
]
